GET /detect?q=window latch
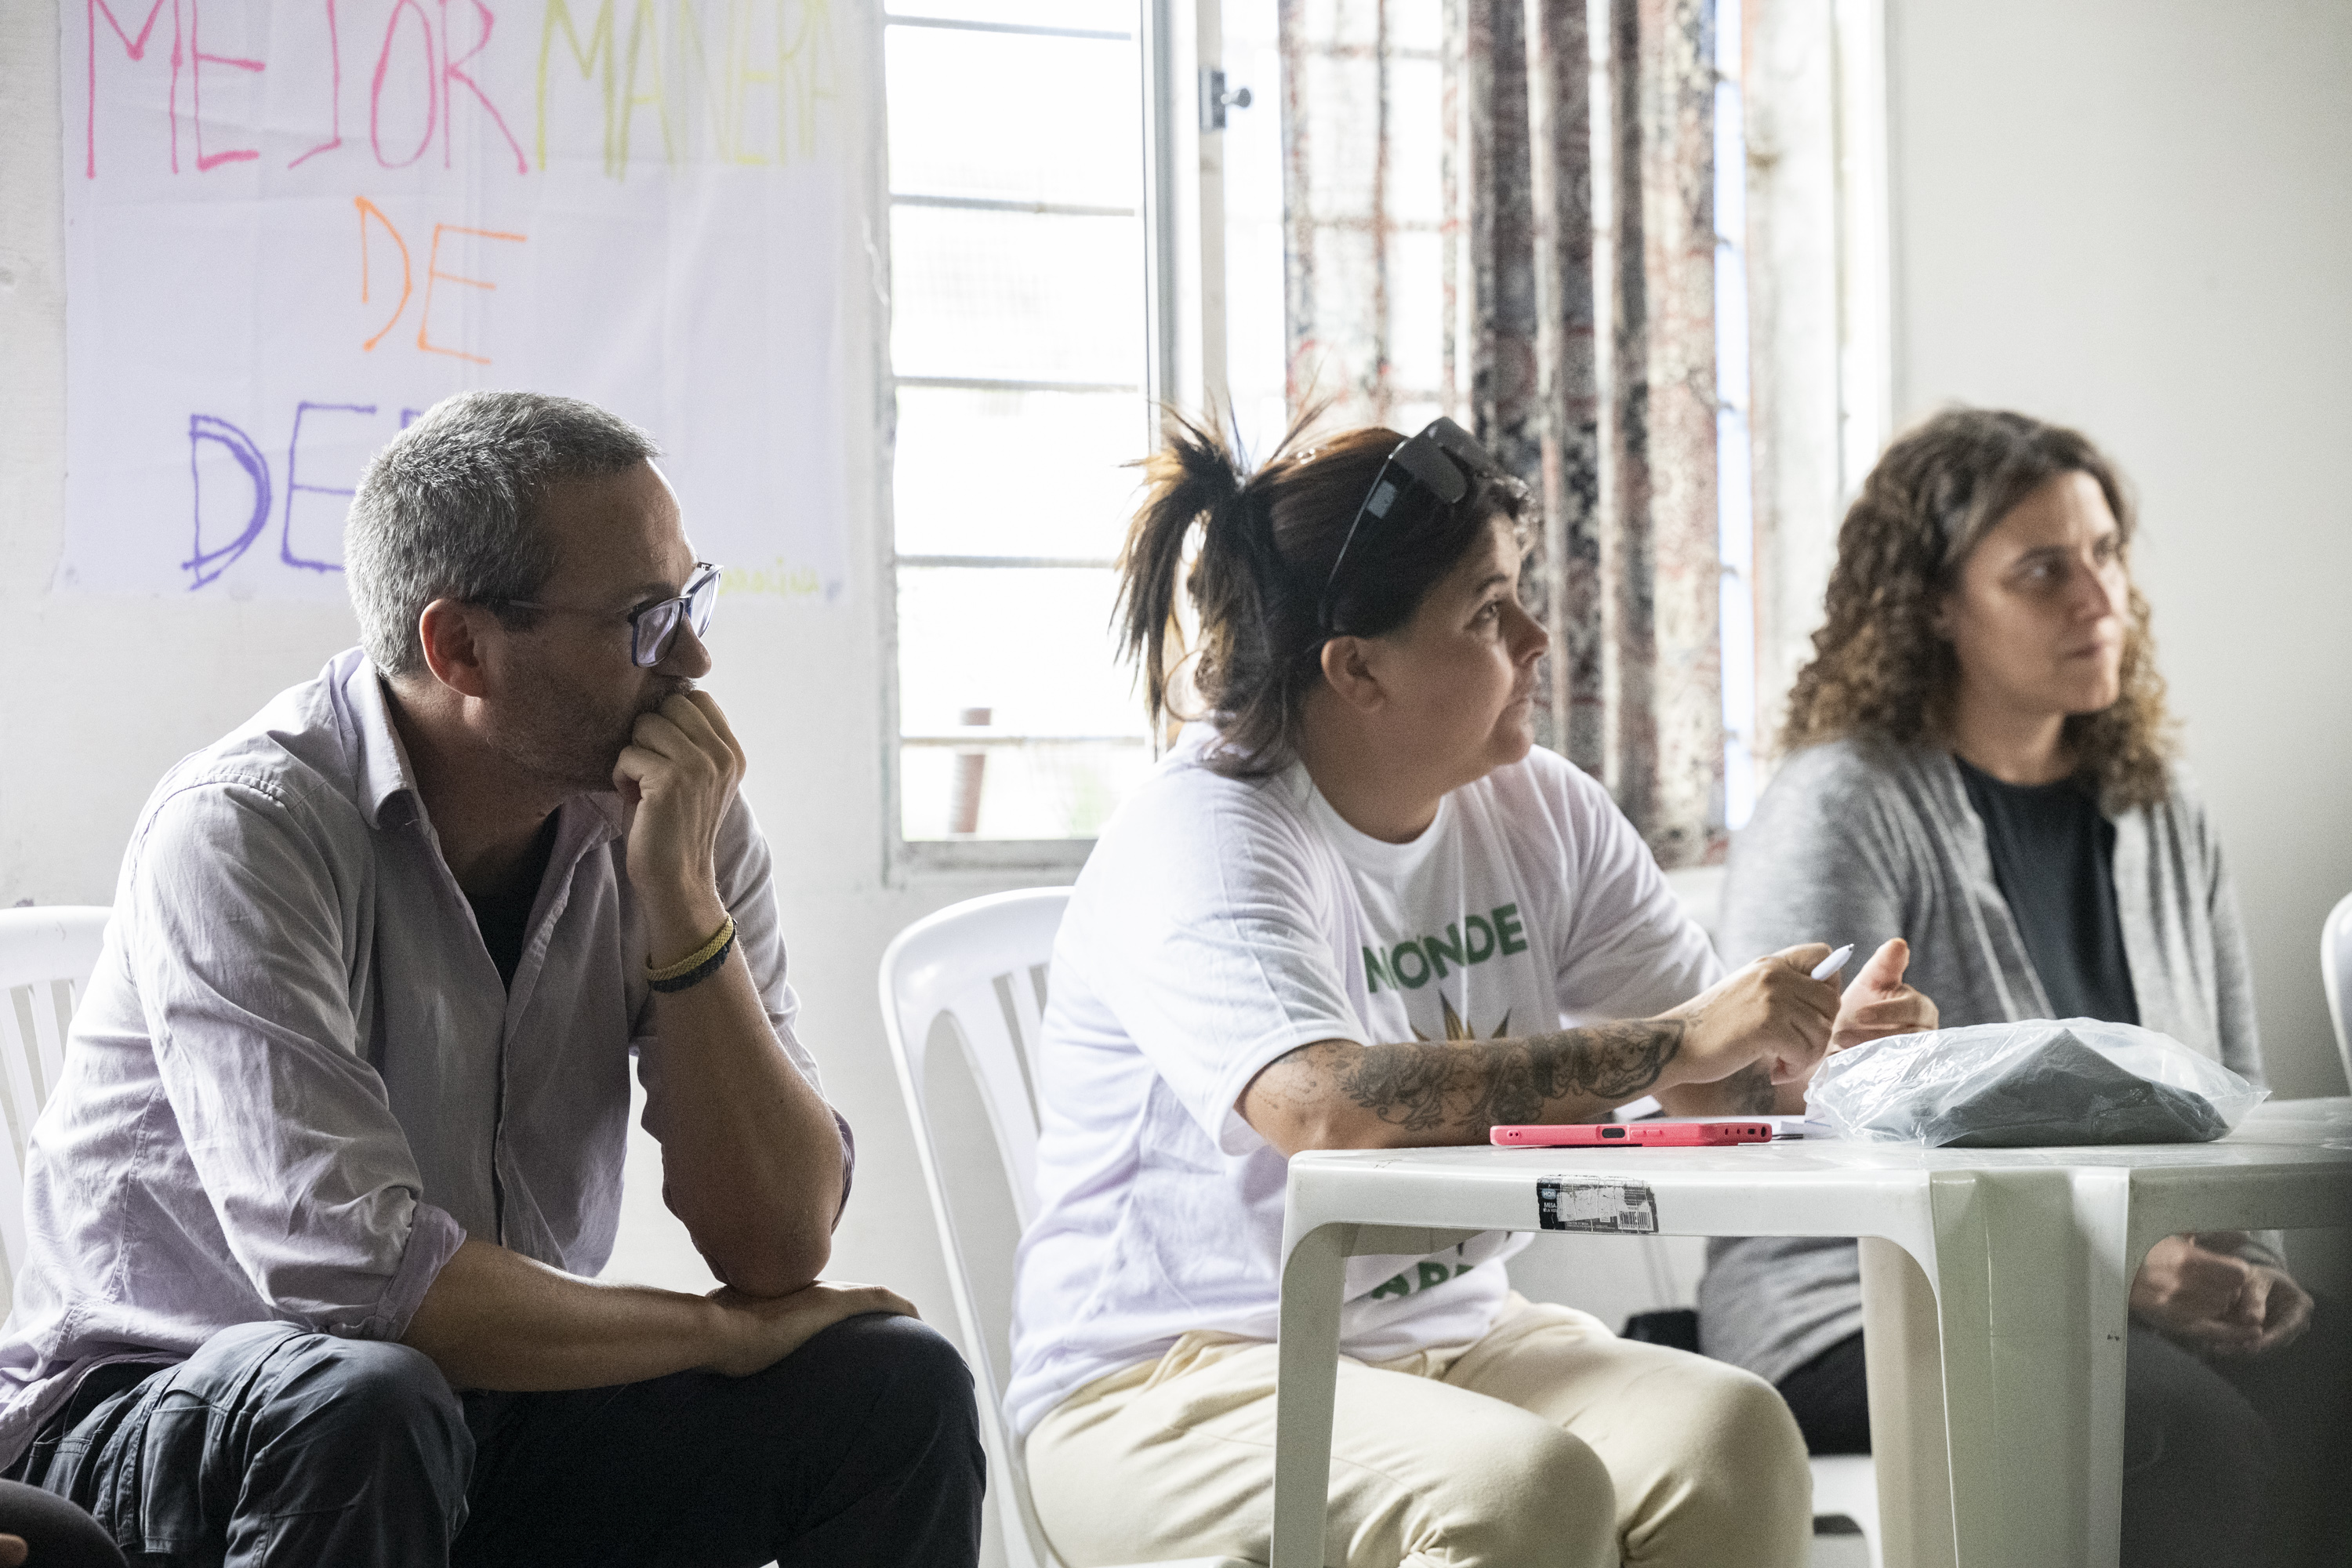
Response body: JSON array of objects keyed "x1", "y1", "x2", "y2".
[{"x1": 1200, "y1": 67, "x2": 1253, "y2": 132}]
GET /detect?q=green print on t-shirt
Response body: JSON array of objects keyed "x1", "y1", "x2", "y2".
[
  {"x1": 1366, "y1": 1259, "x2": 1479, "y2": 1301},
  {"x1": 1362, "y1": 903, "x2": 1529, "y2": 993}
]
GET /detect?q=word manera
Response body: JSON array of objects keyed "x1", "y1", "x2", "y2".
[{"x1": 1363, "y1": 906, "x2": 1530, "y2": 994}]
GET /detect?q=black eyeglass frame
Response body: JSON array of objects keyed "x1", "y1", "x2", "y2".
[
  {"x1": 499, "y1": 561, "x2": 724, "y2": 668},
  {"x1": 1316, "y1": 418, "x2": 1500, "y2": 634}
]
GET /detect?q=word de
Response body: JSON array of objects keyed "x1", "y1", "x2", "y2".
[{"x1": 358, "y1": 198, "x2": 528, "y2": 361}]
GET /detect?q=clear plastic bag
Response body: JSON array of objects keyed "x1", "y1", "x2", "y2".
[{"x1": 1804, "y1": 1018, "x2": 2269, "y2": 1148}]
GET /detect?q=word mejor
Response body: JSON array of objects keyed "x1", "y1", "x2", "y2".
[
  {"x1": 82, "y1": 0, "x2": 834, "y2": 180},
  {"x1": 1363, "y1": 906, "x2": 1530, "y2": 994}
]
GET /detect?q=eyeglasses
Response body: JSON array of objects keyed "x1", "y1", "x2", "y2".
[
  {"x1": 499, "y1": 562, "x2": 723, "y2": 668},
  {"x1": 1318, "y1": 418, "x2": 1499, "y2": 633}
]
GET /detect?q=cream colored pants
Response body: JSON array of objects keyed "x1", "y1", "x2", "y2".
[{"x1": 1025, "y1": 1294, "x2": 1811, "y2": 1568}]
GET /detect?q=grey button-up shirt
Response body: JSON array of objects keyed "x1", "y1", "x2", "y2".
[{"x1": 0, "y1": 650, "x2": 840, "y2": 1465}]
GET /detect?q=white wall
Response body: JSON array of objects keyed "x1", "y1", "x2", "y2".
[{"x1": 1885, "y1": 0, "x2": 2352, "y2": 1099}]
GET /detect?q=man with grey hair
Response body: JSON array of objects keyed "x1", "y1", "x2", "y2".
[{"x1": 0, "y1": 391, "x2": 984, "y2": 1565}]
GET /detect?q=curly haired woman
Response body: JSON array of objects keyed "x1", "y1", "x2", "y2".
[{"x1": 1693, "y1": 408, "x2": 2350, "y2": 1567}]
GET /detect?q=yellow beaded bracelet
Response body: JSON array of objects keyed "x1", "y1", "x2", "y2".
[{"x1": 648, "y1": 914, "x2": 735, "y2": 983}]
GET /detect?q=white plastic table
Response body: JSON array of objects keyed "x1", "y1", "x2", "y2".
[{"x1": 1269, "y1": 1098, "x2": 2352, "y2": 1568}]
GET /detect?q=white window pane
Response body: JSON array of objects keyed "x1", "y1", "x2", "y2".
[
  {"x1": 1298, "y1": 0, "x2": 1378, "y2": 49},
  {"x1": 1300, "y1": 54, "x2": 1378, "y2": 220},
  {"x1": 895, "y1": 566, "x2": 1145, "y2": 738},
  {"x1": 1387, "y1": 228, "x2": 1446, "y2": 396},
  {"x1": 886, "y1": 28, "x2": 1140, "y2": 209},
  {"x1": 1391, "y1": 2, "x2": 1443, "y2": 53},
  {"x1": 1388, "y1": 56, "x2": 1445, "y2": 225},
  {"x1": 887, "y1": 2, "x2": 1132, "y2": 34},
  {"x1": 890, "y1": 208, "x2": 1146, "y2": 384},
  {"x1": 901, "y1": 740, "x2": 1153, "y2": 840},
  {"x1": 1389, "y1": 399, "x2": 1443, "y2": 437},
  {"x1": 895, "y1": 387, "x2": 1145, "y2": 557},
  {"x1": 1715, "y1": 241, "x2": 1750, "y2": 408},
  {"x1": 1714, "y1": 79, "x2": 1747, "y2": 243}
]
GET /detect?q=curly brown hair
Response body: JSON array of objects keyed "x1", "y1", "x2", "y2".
[{"x1": 1780, "y1": 407, "x2": 2174, "y2": 808}]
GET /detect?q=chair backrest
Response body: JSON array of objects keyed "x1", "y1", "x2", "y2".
[
  {"x1": 878, "y1": 887, "x2": 1071, "y2": 1568},
  {"x1": 2325, "y1": 890, "x2": 2352, "y2": 1092},
  {"x1": 0, "y1": 906, "x2": 111, "y2": 1313}
]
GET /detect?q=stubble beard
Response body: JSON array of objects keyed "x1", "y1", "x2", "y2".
[{"x1": 495, "y1": 671, "x2": 692, "y2": 796}]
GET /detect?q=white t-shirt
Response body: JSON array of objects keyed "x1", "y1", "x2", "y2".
[{"x1": 1005, "y1": 726, "x2": 1722, "y2": 1439}]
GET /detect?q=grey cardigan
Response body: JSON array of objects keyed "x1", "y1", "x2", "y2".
[{"x1": 1694, "y1": 738, "x2": 2263, "y2": 1385}]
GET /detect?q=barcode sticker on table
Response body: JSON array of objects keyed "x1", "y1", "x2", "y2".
[{"x1": 1537, "y1": 1178, "x2": 1659, "y2": 1234}]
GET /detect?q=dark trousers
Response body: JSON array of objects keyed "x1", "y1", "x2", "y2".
[
  {"x1": 5, "y1": 1312, "x2": 985, "y2": 1568},
  {"x1": 1776, "y1": 1296, "x2": 2352, "y2": 1568}
]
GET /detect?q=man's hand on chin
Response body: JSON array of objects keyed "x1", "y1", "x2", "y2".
[
  {"x1": 1828, "y1": 938, "x2": 1937, "y2": 1050},
  {"x1": 612, "y1": 689, "x2": 749, "y2": 954}
]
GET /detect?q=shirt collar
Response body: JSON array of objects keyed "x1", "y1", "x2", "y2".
[{"x1": 342, "y1": 652, "x2": 424, "y2": 829}]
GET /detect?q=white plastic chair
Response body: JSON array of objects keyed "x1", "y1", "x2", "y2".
[
  {"x1": 0, "y1": 906, "x2": 111, "y2": 1312},
  {"x1": 2325, "y1": 890, "x2": 2352, "y2": 1093},
  {"x1": 1806, "y1": 1453, "x2": 1882, "y2": 1568},
  {"x1": 879, "y1": 888, "x2": 1247, "y2": 1568}
]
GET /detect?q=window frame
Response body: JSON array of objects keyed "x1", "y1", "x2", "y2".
[{"x1": 873, "y1": 0, "x2": 1190, "y2": 878}]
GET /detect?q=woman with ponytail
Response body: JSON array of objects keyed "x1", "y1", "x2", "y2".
[{"x1": 1004, "y1": 413, "x2": 1936, "y2": 1567}]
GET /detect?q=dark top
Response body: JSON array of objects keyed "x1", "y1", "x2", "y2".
[
  {"x1": 466, "y1": 812, "x2": 563, "y2": 991},
  {"x1": 1955, "y1": 757, "x2": 2139, "y2": 1025}
]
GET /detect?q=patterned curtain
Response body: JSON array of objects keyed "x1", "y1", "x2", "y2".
[{"x1": 1278, "y1": 0, "x2": 1727, "y2": 867}]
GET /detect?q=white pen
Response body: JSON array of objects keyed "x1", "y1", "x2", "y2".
[{"x1": 1810, "y1": 944, "x2": 1854, "y2": 982}]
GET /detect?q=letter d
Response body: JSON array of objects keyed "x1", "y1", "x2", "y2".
[{"x1": 185, "y1": 415, "x2": 272, "y2": 589}]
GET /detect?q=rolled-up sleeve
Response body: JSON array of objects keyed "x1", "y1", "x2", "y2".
[{"x1": 129, "y1": 781, "x2": 464, "y2": 1340}]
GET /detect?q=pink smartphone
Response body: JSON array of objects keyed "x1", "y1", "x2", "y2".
[{"x1": 1489, "y1": 1120, "x2": 1776, "y2": 1148}]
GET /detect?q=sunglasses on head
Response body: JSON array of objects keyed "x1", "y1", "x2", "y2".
[{"x1": 1318, "y1": 418, "x2": 1501, "y2": 634}]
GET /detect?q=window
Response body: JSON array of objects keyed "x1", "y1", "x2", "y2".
[
  {"x1": 880, "y1": 1, "x2": 1164, "y2": 865},
  {"x1": 877, "y1": 0, "x2": 1883, "y2": 867}
]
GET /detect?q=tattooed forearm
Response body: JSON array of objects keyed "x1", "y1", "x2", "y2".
[
  {"x1": 1490, "y1": 1022, "x2": 1686, "y2": 1116},
  {"x1": 1329, "y1": 1021, "x2": 1686, "y2": 1135},
  {"x1": 1335, "y1": 1043, "x2": 1464, "y2": 1132}
]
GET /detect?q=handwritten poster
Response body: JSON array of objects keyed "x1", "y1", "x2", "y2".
[{"x1": 59, "y1": 0, "x2": 846, "y2": 603}]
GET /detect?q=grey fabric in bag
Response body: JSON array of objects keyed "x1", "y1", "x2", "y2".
[
  {"x1": 1882, "y1": 1029, "x2": 2228, "y2": 1147},
  {"x1": 1806, "y1": 1018, "x2": 2263, "y2": 1150}
]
